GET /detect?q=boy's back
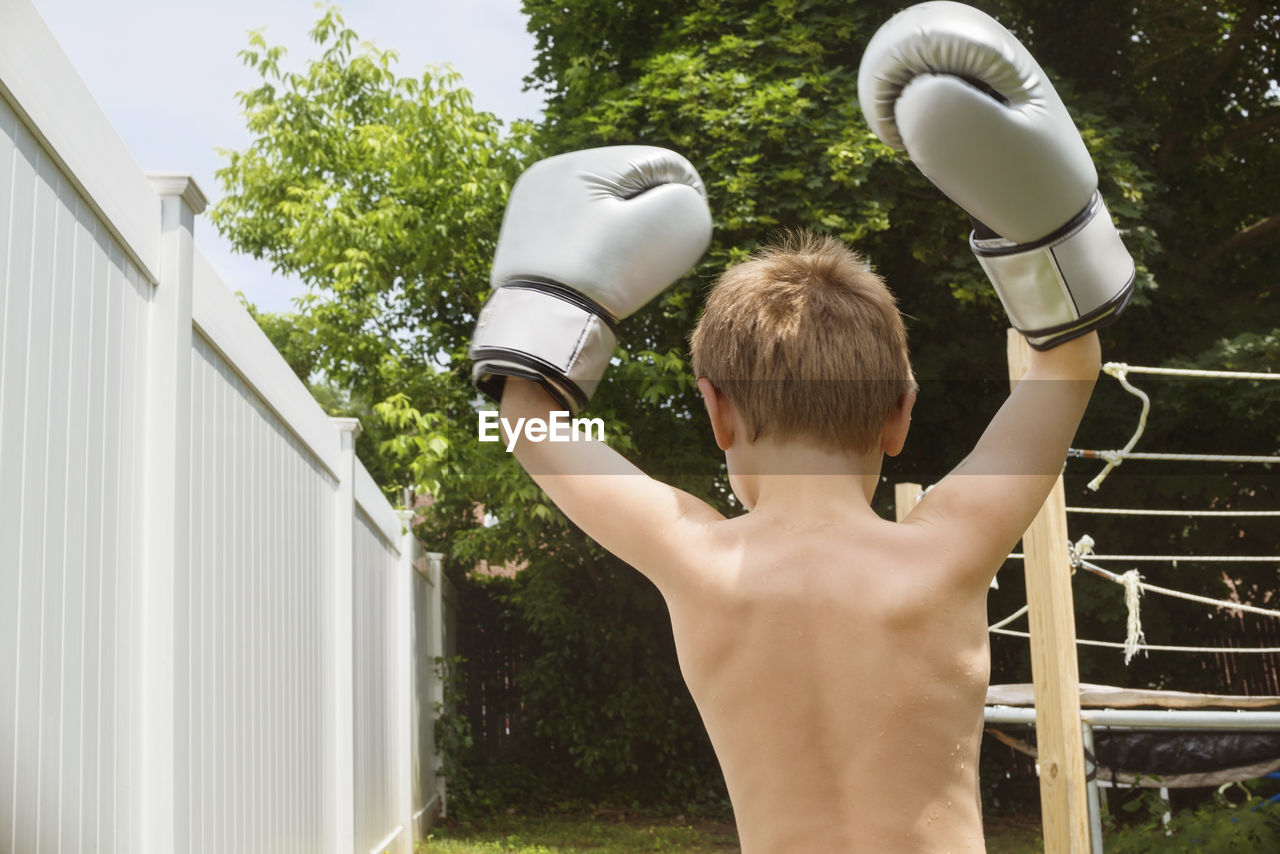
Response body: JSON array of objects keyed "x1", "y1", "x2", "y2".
[{"x1": 668, "y1": 503, "x2": 989, "y2": 852}]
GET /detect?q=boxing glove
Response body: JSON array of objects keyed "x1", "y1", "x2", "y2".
[
  {"x1": 857, "y1": 1, "x2": 1135, "y2": 349},
  {"x1": 469, "y1": 146, "x2": 713, "y2": 412}
]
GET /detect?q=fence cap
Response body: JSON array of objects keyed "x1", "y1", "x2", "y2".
[{"x1": 146, "y1": 172, "x2": 208, "y2": 214}]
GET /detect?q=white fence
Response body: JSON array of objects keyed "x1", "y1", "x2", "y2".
[{"x1": 0, "y1": 0, "x2": 457, "y2": 851}]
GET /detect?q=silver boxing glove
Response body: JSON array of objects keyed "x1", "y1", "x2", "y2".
[
  {"x1": 858, "y1": 1, "x2": 1135, "y2": 349},
  {"x1": 470, "y1": 146, "x2": 712, "y2": 411}
]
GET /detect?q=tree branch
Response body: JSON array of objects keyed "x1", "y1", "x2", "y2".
[
  {"x1": 1173, "y1": 110, "x2": 1280, "y2": 173},
  {"x1": 1157, "y1": 0, "x2": 1264, "y2": 174},
  {"x1": 1198, "y1": 212, "x2": 1280, "y2": 269},
  {"x1": 1192, "y1": 0, "x2": 1262, "y2": 100}
]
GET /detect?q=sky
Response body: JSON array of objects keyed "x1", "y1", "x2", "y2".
[{"x1": 30, "y1": 0, "x2": 544, "y2": 313}]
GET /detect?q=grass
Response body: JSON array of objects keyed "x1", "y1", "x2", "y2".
[
  {"x1": 985, "y1": 814, "x2": 1046, "y2": 854},
  {"x1": 416, "y1": 811, "x2": 1048, "y2": 853},
  {"x1": 417, "y1": 811, "x2": 739, "y2": 853}
]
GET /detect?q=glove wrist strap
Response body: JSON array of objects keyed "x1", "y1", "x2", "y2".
[
  {"x1": 971, "y1": 192, "x2": 1136, "y2": 350},
  {"x1": 469, "y1": 282, "x2": 619, "y2": 413}
]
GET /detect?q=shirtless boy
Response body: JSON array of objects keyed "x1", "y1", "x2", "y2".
[{"x1": 467, "y1": 4, "x2": 1135, "y2": 851}]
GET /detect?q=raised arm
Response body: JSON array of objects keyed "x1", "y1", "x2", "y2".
[
  {"x1": 857, "y1": 2, "x2": 1135, "y2": 578},
  {"x1": 498, "y1": 378, "x2": 724, "y2": 591},
  {"x1": 467, "y1": 146, "x2": 718, "y2": 592},
  {"x1": 913, "y1": 333, "x2": 1100, "y2": 572}
]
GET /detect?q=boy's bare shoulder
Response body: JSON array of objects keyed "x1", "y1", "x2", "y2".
[
  {"x1": 896, "y1": 482, "x2": 1029, "y2": 593},
  {"x1": 660, "y1": 506, "x2": 979, "y2": 599},
  {"x1": 645, "y1": 510, "x2": 751, "y2": 589}
]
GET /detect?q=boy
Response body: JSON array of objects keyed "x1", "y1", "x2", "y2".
[{"x1": 468, "y1": 3, "x2": 1134, "y2": 850}]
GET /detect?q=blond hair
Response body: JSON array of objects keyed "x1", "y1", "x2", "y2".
[{"x1": 689, "y1": 231, "x2": 913, "y2": 454}]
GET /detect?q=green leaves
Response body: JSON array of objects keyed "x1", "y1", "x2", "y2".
[
  {"x1": 213, "y1": 7, "x2": 530, "y2": 376},
  {"x1": 1108, "y1": 782, "x2": 1280, "y2": 853},
  {"x1": 212, "y1": 5, "x2": 540, "y2": 510}
]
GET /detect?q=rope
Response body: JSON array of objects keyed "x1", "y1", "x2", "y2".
[
  {"x1": 1068, "y1": 534, "x2": 1095, "y2": 568},
  {"x1": 991, "y1": 539, "x2": 1280, "y2": 659},
  {"x1": 1009, "y1": 552, "x2": 1279, "y2": 564},
  {"x1": 1080, "y1": 363, "x2": 1280, "y2": 491},
  {"x1": 1121, "y1": 570, "x2": 1146, "y2": 664},
  {"x1": 989, "y1": 627, "x2": 1280, "y2": 655},
  {"x1": 1084, "y1": 363, "x2": 1151, "y2": 490},
  {"x1": 1075, "y1": 536, "x2": 1148, "y2": 663},
  {"x1": 1067, "y1": 506, "x2": 1280, "y2": 518},
  {"x1": 1079, "y1": 559, "x2": 1280, "y2": 620},
  {"x1": 1070, "y1": 448, "x2": 1280, "y2": 465},
  {"x1": 1090, "y1": 553, "x2": 1278, "y2": 564},
  {"x1": 1103, "y1": 362, "x2": 1280, "y2": 382},
  {"x1": 988, "y1": 604, "x2": 1030, "y2": 632}
]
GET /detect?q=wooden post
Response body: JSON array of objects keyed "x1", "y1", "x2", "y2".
[
  {"x1": 894, "y1": 482, "x2": 923, "y2": 523},
  {"x1": 1007, "y1": 330, "x2": 1090, "y2": 853}
]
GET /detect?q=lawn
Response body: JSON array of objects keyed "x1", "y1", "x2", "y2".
[
  {"x1": 417, "y1": 811, "x2": 739, "y2": 853},
  {"x1": 416, "y1": 811, "x2": 1048, "y2": 853}
]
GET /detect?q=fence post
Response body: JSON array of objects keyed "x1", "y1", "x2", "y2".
[
  {"x1": 329, "y1": 417, "x2": 361, "y2": 854},
  {"x1": 894, "y1": 482, "x2": 923, "y2": 523},
  {"x1": 393, "y1": 509, "x2": 417, "y2": 854},
  {"x1": 427, "y1": 552, "x2": 447, "y2": 818},
  {"x1": 136, "y1": 173, "x2": 205, "y2": 854},
  {"x1": 1007, "y1": 330, "x2": 1090, "y2": 853}
]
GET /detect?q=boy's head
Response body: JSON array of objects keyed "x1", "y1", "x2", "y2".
[{"x1": 690, "y1": 231, "x2": 913, "y2": 456}]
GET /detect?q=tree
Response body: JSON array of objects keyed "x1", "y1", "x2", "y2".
[
  {"x1": 987, "y1": 0, "x2": 1278, "y2": 355},
  {"x1": 211, "y1": 6, "x2": 532, "y2": 496},
  {"x1": 523, "y1": 0, "x2": 1164, "y2": 479}
]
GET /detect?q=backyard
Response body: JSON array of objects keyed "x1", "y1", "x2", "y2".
[{"x1": 416, "y1": 811, "x2": 1046, "y2": 853}]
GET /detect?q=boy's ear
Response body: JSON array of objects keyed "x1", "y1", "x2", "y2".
[
  {"x1": 697, "y1": 378, "x2": 736, "y2": 451},
  {"x1": 882, "y1": 386, "x2": 917, "y2": 457}
]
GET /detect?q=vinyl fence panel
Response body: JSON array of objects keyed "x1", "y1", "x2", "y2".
[
  {"x1": 0, "y1": 86, "x2": 151, "y2": 854},
  {"x1": 0, "y1": 1, "x2": 455, "y2": 851},
  {"x1": 184, "y1": 327, "x2": 337, "y2": 854},
  {"x1": 353, "y1": 483, "x2": 403, "y2": 854}
]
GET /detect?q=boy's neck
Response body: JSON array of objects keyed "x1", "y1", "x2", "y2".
[{"x1": 730, "y1": 438, "x2": 885, "y2": 515}]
